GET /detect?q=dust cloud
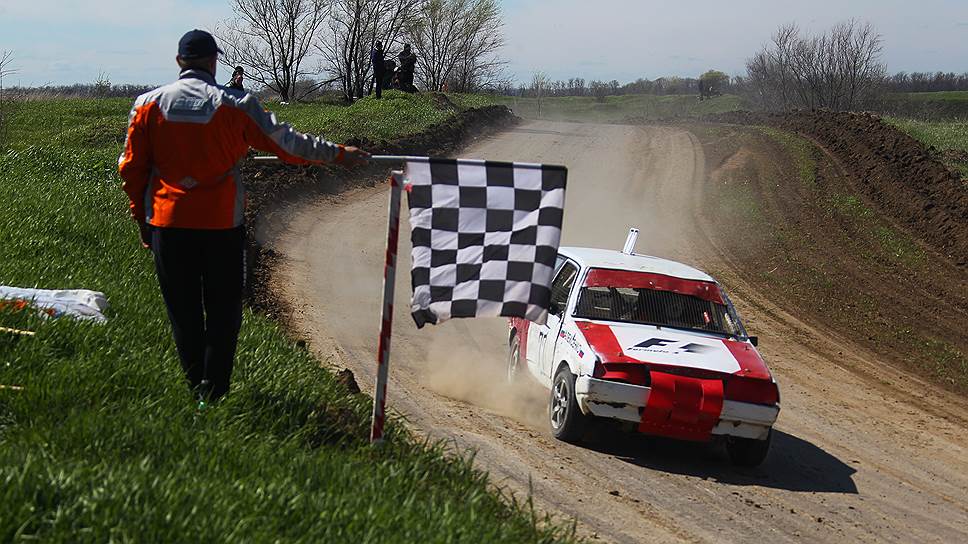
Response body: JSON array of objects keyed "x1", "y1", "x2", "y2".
[{"x1": 422, "y1": 331, "x2": 548, "y2": 429}]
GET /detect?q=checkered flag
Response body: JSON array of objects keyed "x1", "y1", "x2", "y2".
[{"x1": 405, "y1": 158, "x2": 567, "y2": 328}]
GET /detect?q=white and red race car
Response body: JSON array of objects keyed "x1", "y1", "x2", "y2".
[{"x1": 507, "y1": 231, "x2": 780, "y2": 466}]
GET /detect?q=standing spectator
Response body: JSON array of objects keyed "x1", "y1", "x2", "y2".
[
  {"x1": 370, "y1": 41, "x2": 385, "y2": 99},
  {"x1": 383, "y1": 58, "x2": 397, "y2": 90},
  {"x1": 227, "y1": 66, "x2": 245, "y2": 92},
  {"x1": 119, "y1": 29, "x2": 369, "y2": 404},
  {"x1": 397, "y1": 44, "x2": 417, "y2": 93}
]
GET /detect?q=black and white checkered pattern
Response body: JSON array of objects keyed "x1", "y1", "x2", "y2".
[{"x1": 406, "y1": 158, "x2": 567, "y2": 328}]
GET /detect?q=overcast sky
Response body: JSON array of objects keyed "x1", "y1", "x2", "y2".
[{"x1": 2, "y1": 0, "x2": 966, "y2": 86}]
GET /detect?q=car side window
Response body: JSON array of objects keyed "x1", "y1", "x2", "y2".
[
  {"x1": 553, "y1": 255, "x2": 567, "y2": 275},
  {"x1": 549, "y1": 262, "x2": 578, "y2": 315}
]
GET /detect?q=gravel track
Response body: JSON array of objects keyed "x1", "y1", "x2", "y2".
[{"x1": 261, "y1": 121, "x2": 968, "y2": 543}]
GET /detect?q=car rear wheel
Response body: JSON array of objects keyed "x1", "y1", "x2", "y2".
[
  {"x1": 726, "y1": 428, "x2": 772, "y2": 467},
  {"x1": 507, "y1": 337, "x2": 523, "y2": 383},
  {"x1": 550, "y1": 367, "x2": 588, "y2": 442}
]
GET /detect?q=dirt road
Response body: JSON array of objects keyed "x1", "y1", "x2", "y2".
[{"x1": 262, "y1": 121, "x2": 968, "y2": 543}]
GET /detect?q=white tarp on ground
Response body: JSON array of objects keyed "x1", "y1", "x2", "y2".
[{"x1": 0, "y1": 286, "x2": 109, "y2": 323}]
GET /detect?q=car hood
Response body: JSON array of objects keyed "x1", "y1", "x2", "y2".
[{"x1": 574, "y1": 320, "x2": 771, "y2": 379}]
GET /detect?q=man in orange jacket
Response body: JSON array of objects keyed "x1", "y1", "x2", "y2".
[{"x1": 119, "y1": 29, "x2": 368, "y2": 402}]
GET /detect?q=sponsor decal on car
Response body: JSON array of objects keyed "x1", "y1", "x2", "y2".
[
  {"x1": 559, "y1": 329, "x2": 585, "y2": 358},
  {"x1": 629, "y1": 338, "x2": 718, "y2": 355},
  {"x1": 609, "y1": 326, "x2": 741, "y2": 374}
]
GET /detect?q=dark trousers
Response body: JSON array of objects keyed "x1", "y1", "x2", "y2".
[
  {"x1": 150, "y1": 226, "x2": 245, "y2": 401},
  {"x1": 374, "y1": 71, "x2": 385, "y2": 98}
]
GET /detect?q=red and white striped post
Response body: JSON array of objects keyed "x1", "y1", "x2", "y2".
[{"x1": 370, "y1": 171, "x2": 404, "y2": 444}]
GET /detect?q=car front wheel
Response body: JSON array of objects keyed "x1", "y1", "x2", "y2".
[
  {"x1": 550, "y1": 367, "x2": 588, "y2": 442},
  {"x1": 725, "y1": 428, "x2": 772, "y2": 466}
]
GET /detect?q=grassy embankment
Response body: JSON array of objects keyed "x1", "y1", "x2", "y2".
[
  {"x1": 0, "y1": 91, "x2": 577, "y2": 542},
  {"x1": 885, "y1": 117, "x2": 968, "y2": 177},
  {"x1": 492, "y1": 93, "x2": 741, "y2": 123},
  {"x1": 865, "y1": 91, "x2": 968, "y2": 177},
  {"x1": 693, "y1": 123, "x2": 966, "y2": 392}
]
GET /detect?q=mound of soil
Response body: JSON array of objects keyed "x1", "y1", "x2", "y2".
[
  {"x1": 703, "y1": 110, "x2": 968, "y2": 267},
  {"x1": 242, "y1": 104, "x2": 518, "y2": 314}
]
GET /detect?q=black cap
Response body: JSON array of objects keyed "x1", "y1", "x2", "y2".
[{"x1": 178, "y1": 29, "x2": 223, "y2": 59}]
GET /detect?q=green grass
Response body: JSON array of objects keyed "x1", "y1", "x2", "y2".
[
  {"x1": 0, "y1": 91, "x2": 490, "y2": 152},
  {"x1": 756, "y1": 127, "x2": 816, "y2": 186},
  {"x1": 887, "y1": 91, "x2": 968, "y2": 103},
  {"x1": 269, "y1": 90, "x2": 456, "y2": 143},
  {"x1": 494, "y1": 94, "x2": 742, "y2": 123},
  {"x1": 0, "y1": 98, "x2": 131, "y2": 151},
  {"x1": 885, "y1": 117, "x2": 968, "y2": 177},
  {"x1": 0, "y1": 98, "x2": 577, "y2": 542}
]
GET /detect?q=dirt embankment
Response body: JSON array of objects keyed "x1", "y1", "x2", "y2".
[
  {"x1": 690, "y1": 121, "x2": 968, "y2": 394},
  {"x1": 703, "y1": 110, "x2": 968, "y2": 267},
  {"x1": 240, "y1": 104, "x2": 518, "y2": 315}
]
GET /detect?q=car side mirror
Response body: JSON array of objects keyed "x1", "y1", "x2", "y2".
[{"x1": 749, "y1": 336, "x2": 758, "y2": 347}]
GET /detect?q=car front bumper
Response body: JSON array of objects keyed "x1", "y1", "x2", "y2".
[{"x1": 574, "y1": 376, "x2": 779, "y2": 440}]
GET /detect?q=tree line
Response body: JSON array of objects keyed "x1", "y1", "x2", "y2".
[
  {"x1": 505, "y1": 72, "x2": 738, "y2": 99},
  {"x1": 882, "y1": 72, "x2": 968, "y2": 93},
  {"x1": 217, "y1": 0, "x2": 506, "y2": 102}
]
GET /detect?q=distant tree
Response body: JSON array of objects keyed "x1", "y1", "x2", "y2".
[
  {"x1": 699, "y1": 69, "x2": 728, "y2": 99},
  {"x1": 882, "y1": 71, "x2": 968, "y2": 93},
  {"x1": 589, "y1": 80, "x2": 608, "y2": 101},
  {"x1": 746, "y1": 20, "x2": 886, "y2": 111},
  {"x1": 530, "y1": 71, "x2": 548, "y2": 116},
  {"x1": 406, "y1": 0, "x2": 506, "y2": 93},
  {"x1": 93, "y1": 71, "x2": 112, "y2": 98},
  {"x1": 216, "y1": 0, "x2": 328, "y2": 102},
  {"x1": 0, "y1": 51, "x2": 16, "y2": 145},
  {"x1": 318, "y1": 0, "x2": 420, "y2": 101}
]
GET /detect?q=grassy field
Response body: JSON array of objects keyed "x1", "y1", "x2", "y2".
[
  {"x1": 887, "y1": 91, "x2": 968, "y2": 102},
  {"x1": 494, "y1": 94, "x2": 742, "y2": 123},
  {"x1": 871, "y1": 92, "x2": 968, "y2": 121},
  {"x1": 0, "y1": 95, "x2": 577, "y2": 541},
  {"x1": 0, "y1": 90, "x2": 484, "y2": 151},
  {"x1": 885, "y1": 117, "x2": 968, "y2": 176}
]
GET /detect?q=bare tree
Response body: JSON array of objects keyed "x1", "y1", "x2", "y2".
[
  {"x1": 216, "y1": 0, "x2": 329, "y2": 102},
  {"x1": 530, "y1": 71, "x2": 548, "y2": 117},
  {"x1": 318, "y1": 0, "x2": 419, "y2": 100},
  {"x1": 745, "y1": 20, "x2": 885, "y2": 111},
  {"x1": 0, "y1": 51, "x2": 17, "y2": 145},
  {"x1": 407, "y1": 0, "x2": 506, "y2": 93}
]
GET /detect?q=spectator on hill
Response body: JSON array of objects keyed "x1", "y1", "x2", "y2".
[
  {"x1": 383, "y1": 58, "x2": 397, "y2": 90},
  {"x1": 118, "y1": 29, "x2": 368, "y2": 405},
  {"x1": 398, "y1": 44, "x2": 417, "y2": 92},
  {"x1": 371, "y1": 41, "x2": 385, "y2": 99},
  {"x1": 227, "y1": 66, "x2": 245, "y2": 92}
]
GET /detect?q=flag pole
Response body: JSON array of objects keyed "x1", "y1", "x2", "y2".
[
  {"x1": 370, "y1": 171, "x2": 404, "y2": 444},
  {"x1": 250, "y1": 155, "x2": 412, "y2": 163}
]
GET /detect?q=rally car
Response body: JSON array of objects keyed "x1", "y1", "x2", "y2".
[{"x1": 507, "y1": 230, "x2": 780, "y2": 466}]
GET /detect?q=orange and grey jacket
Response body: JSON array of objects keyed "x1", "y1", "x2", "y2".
[{"x1": 118, "y1": 69, "x2": 346, "y2": 229}]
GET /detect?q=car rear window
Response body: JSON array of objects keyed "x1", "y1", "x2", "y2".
[{"x1": 574, "y1": 270, "x2": 741, "y2": 336}]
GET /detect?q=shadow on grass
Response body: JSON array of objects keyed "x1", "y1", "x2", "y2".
[{"x1": 583, "y1": 427, "x2": 858, "y2": 494}]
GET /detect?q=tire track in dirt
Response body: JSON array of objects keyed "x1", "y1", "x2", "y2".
[{"x1": 261, "y1": 121, "x2": 968, "y2": 543}]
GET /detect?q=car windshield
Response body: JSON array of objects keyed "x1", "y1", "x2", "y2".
[{"x1": 573, "y1": 269, "x2": 744, "y2": 337}]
